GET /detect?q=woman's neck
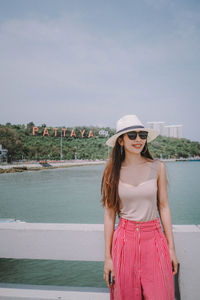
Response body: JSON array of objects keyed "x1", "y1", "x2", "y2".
[{"x1": 122, "y1": 154, "x2": 148, "y2": 166}]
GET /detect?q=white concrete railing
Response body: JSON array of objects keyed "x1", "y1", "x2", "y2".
[{"x1": 0, "y1": 222, "x2": 200, "y2": 300}]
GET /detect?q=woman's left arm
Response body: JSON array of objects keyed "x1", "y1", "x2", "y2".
[{"x1": 157, "y1": 161, "x2": 179, "y2": 275}]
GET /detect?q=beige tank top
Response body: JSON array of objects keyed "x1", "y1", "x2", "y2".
[{"x1": 118, "y1": 159, "x2": 160, "y2": 222}]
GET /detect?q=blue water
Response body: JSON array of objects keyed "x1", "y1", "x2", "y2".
[{"x1": 0, "y1": 162, "x2": 199, "y2": 287}]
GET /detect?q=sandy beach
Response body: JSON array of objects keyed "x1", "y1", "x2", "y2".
[{"x1": 0, "y1": 160, "x2": 107, "y2": 174}]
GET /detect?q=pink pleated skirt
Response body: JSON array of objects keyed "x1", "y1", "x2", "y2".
[{"x1": 110, "y1": 217, "x2": 174, "y2": 300}]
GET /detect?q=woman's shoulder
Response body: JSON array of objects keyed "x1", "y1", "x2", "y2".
[
  {"x1": 145, "y1": 158, "x2": 164, "y2": 172},
  {"x1": 153, "y1": 158, "x2": 165, "y2": 166},
  {"x1": 150, "y1": 158, "x2": 167, "y2": 176},
  {"x1": 144, "y1": 157, "x2": 160, "y2": 165}
]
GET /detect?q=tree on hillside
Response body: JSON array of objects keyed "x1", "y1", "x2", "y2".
[
  {"x1": 0, "y1": 126, "x2": 23, "y2": 162},
  {"x1": 25, "y1": 122, "x2": 35, "y2": 135}
]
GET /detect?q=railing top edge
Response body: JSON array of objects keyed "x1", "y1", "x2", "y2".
[
  {"x1": 0, "y1": 223, "x2": 105, "y2": 231},
  {"x1": 172, "y1": 224, "x2": 200, "y2": 232},
  {"x1": 0, "y1": 223, "x2": 200, "y2": 232}
]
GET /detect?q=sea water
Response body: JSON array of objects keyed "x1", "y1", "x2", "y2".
[{"x1": 0, "y1": 162, "x2": 199, "y2": 287}]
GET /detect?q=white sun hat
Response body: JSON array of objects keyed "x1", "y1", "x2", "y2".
[{"x1": 106, "y1": 114, "x2": 159, "y2": 147}]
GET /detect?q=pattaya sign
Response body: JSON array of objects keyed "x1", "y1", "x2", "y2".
[{"x1": 32, "y1": 127, "x2": 109, "y2": 138}]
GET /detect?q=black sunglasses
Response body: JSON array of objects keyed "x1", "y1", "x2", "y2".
[{"x1": 126, "y1": 131, "x2": 148, "y2": 140}]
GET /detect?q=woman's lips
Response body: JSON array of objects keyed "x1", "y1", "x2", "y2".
[{"x1": 132, "y1": 144, "x2": 142, "y2": 148}]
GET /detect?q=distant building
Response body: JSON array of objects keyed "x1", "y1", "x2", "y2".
[
  {"x1": 147, "y1": 122, "x2": 183, "y2": 138},
  {"x1": 0, "y1": 144, "x2": 8, "y2": 162},
  {"x1": 147, "y1": 122, "x2": 165, "y2": 136},
  {"x1": 164, "y1": 125, "x2": 183, "y2": 138}
]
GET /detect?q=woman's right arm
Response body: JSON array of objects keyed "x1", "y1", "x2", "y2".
[{"x1": 103, "y1": 205, "x2": 116, "y2": 287}]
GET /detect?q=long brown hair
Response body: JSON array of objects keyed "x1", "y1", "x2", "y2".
[{"x1": 100, "y1": 134, "x2": 154, "y2": 216}]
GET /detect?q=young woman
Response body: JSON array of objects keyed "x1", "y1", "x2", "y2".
[{"x1": 101, "y1": 115, "x2": 178, "y2": 300}]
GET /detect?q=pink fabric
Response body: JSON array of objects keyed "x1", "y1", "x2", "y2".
[
  {"x1": 110, "y1": 217, "x2": 174, "y2": 300},
  {"x1": 118, "y1": 159, "x2": 160, "y2": 222}
]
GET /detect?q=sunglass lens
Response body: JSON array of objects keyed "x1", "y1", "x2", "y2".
[
  {"x1": 127, "y1": 132, "x2": 137, "y2": 139},
  {"x1": 139, "y1": 131, "x2": 148, "y2": 139},
  {"x1": 127, "y1": 131, "x2": 148, "y2": 140}
]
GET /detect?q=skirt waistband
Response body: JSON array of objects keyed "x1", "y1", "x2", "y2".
[{"x1": 118, "y1": 216, "x2": 161, "y2": 231}]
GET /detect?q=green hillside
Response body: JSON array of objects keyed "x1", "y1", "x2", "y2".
[{"x1": 0, "y1": 122, "x2": 199, "y2": 162}]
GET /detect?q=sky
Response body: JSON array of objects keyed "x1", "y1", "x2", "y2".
[{"x1": 0, "y1": 0, "x2": 200, "y2": 142}]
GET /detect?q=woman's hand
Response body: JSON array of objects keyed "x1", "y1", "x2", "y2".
[
  {"x1": 169, "y1": 247, "x2": 179, "y2": 275},
  {"x1": 104, "y1": 256, "x2": 115, "y2": 288}
]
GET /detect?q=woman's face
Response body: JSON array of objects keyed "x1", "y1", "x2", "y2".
[{"x1": 118, "y1": 131, "x2": 147, "y2": 154}]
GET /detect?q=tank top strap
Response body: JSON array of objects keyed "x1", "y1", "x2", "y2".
[{"x1": 147, "y1": 159, "x2": 160, "y2": 181}]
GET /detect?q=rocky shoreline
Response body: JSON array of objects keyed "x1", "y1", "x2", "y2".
[{"x1": 0, "y1": 157, "x2": 192, "y2": 174}]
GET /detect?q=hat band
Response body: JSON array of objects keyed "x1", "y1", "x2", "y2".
[{"x1": 117, "y1": 125, "x2": 144, "y2": 134}]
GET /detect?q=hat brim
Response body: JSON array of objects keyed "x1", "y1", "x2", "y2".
[{"x1": 106, "y1": 128, "x2": 159, "y2": 147}]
